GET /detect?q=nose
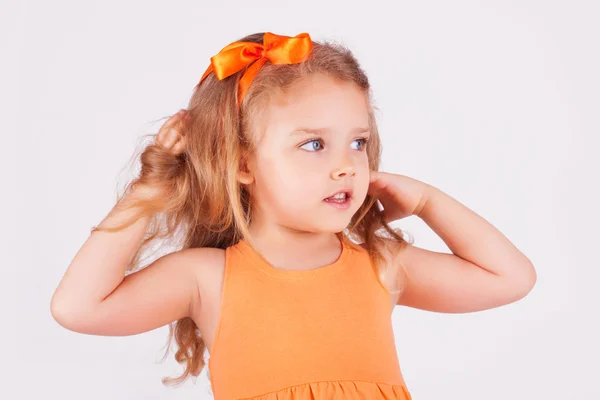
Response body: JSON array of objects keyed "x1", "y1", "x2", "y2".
[{"x1": 330, "y1": 160, "x2": 356, "y2": 180}]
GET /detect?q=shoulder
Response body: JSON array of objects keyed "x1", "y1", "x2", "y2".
[
  {"x1": 174, "y1": 246, "x2": 226, "y2": 309},
  {"x1": 357, "y1": 239, "x2": 408, "y2": 300},
  {"x1": 357, "y1": 239, "x2": 406, "y2": 263},
  {"x1": 177, "y1": 246, "x2": 226, "y2": 282},
  {"x1": 178, "y1": 246, "x2": 226, "y2": 263}
]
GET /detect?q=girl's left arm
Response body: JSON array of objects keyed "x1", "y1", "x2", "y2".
[{"x1": 369, "y1": 172, "x2": 537, "y2": 313}]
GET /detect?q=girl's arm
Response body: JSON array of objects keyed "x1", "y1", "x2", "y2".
[
  {"x1": 393, "y1": 185, "x2": 537, "y2": 313},
  {"x1": 50, "y1": 187, "x2": 207, "y2": 336}
]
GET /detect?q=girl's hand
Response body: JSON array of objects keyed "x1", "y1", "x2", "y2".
[
  {"x1": 367, "y1": 171, "x2": 432, "y2": 222},
  {"x1": 155, "y1": 109, "x2": 189, "y2": 156},
  {"x1": 132, "y1": 110, "x2": 190, "y2": 201}
]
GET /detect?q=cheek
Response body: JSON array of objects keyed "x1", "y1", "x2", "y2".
[
  {"x1": 353, "y1": 157, "x2": 371, "y2": 199},
  {"x1": 256, "y1": 156, "x2": 307, "y2": 198}
]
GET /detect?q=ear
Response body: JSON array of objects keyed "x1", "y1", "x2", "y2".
[{"x1": 236, "y1": 153, "x2": 255, "y2": 185}]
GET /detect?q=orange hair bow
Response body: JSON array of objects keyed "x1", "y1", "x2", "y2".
[{"x1": 198, "y1": 32, "x2": 313, "y2": 107}]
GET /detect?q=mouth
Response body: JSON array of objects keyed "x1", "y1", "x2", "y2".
[{"x1": 323, "y1": 189, "x2": 353, "y2": 205}]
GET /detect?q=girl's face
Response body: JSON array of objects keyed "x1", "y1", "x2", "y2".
[{"x1": 241, "y1": 73, "x2": 371, "y2": 234}]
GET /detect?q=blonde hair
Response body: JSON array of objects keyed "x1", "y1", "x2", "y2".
[{"x1": 96, "y1": 32, "x2": 413, "y2": 386}]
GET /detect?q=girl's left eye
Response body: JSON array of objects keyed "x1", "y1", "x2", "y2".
[{"x1": 300, "y1": 137, "x2": 369, "y2": 152}]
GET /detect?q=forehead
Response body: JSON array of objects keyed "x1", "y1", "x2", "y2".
[{"x1": 253, "y1": 74, "x2": 370, "y2": 142}]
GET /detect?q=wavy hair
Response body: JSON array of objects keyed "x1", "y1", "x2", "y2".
[{"x1": 93, "y1": 32, "x2": 413, "y2": 386}]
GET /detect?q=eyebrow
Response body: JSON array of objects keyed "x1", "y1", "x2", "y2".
[{"x1": 289, "y1": 127, "x2": 371, "y2": 136}]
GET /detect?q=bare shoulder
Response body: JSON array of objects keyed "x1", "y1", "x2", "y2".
[
  {"x1": 177, "y1": 246, "x2": 225, "y2": 268},
  {"x1": 358, "y1": 239, "x2": 408, "y2": 305},
  {"x1": 51, "y1": 245, "x2": 226, "y2": 336},
  {"x1": 181, "y1": 246, "x2": 225, "y2": 271},
  {"x1": 178, "y1": 247, "x2": 226, "y2": 292},
  {"x1": 357, "y1": 239, "x2": 406, "y2": 265},
  {"x1": 177, "y1": 246, "x2": 226, "y2": 316}
]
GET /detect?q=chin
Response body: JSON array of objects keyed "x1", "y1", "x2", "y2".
[{"x1": 320, "y1": 217, "x2": 355, "y2": 233}]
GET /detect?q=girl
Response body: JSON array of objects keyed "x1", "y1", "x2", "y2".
[{"x1": 50, "y1": 32, "x2": 537, "y2": 399}]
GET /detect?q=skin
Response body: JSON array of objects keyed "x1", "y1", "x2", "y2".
[
  {"x1": 51, "y1": 71, "x2": 536, "y2": 363},
  {"x1": 237, "y1": 73, "x2": 372, "y2": 270}
]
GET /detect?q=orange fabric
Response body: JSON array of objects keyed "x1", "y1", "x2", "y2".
[
  {"x1": 207, "y1": 237, "x2": 412, "y2": 399},
  {"x1": 198, "y1": 32, "x2": 313, "y2": 107}
]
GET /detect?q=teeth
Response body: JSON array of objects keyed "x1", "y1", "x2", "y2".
[{"x1": 330, "y1": 192, "x2": 346, "y2": 199}]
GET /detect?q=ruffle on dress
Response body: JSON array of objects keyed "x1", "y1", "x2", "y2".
[{"x1": 239, "y1": 380, "x2": 412, "y2": 400}]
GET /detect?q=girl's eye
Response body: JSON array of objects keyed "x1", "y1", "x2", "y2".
[
  {"x1": 351, "y1": 137, "x2": 369, "y2": 151},
  {"x1": 300, "y1": 139, "x2": 324, "y2": 152},
  {"x1": 299, "y1": 137, "x2": 369, "y2": 152}
]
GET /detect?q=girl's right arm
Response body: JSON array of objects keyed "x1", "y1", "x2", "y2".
[
  {"x1": 50, "y1": 110, "x2": 211, "y2": 336},
  {"x1": 50, "y1": 189, "x2": 205, "y2": 336}
]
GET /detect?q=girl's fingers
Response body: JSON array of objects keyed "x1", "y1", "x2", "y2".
[
  {"x1": 369, "y1": 170, "x2": 382, "y2": 183},
  {"x1": 156, "y1": 110, "x2": 188, "y2": 151},
  {"x1": 171, "y1": 137, "x2": 186, "y2": 155},
  {"x1": 161, "y1": 130, "x2": 180, "y2": 150},
  {"x1": 157, "y1": 111, "x2": 182, "y2": 135},
  {"x1": 368, "y1": 177, "x2": 391, "y2": 198},
  {"x1": 157, "y1": 110, "x2": 185, "y2": 137}
]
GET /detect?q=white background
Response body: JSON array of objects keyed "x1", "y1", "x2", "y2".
[{"x1": 2, "y1": 0, "x2": 598, "y2": 398}]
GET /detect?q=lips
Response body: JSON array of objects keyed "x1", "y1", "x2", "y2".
[{"x1": 324, "y1": 188, "x2": 353, "y2": 201}]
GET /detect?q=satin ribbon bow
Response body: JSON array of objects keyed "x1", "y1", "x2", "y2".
[{"x1": 198, "y1": 32, "x2": 313, "y2": 107}]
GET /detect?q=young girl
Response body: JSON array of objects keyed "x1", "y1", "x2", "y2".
[{"x1": 50, "y1": 32, "x2": 537, "y2": 399}]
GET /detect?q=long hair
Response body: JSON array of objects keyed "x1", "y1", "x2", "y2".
[{"x1": 93, "y1": 32, "x2": 413, "y2": 386}]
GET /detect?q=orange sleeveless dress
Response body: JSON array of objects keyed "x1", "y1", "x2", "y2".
[{"x1": 207, "y1": 237, "x2": 412, "y2": 400}]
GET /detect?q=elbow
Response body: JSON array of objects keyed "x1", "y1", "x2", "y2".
[
  {"x1": 510, "y1": 260, "x2": 537, "y2": 300},
  {"x1": 523, "y1": 260, "x2": 537, "y2": 292},
  {"x1": 50, "y1": 294, "x2": 71, "y2": 328},
  {"x1": 50, "y1": 294, "x2": 87, "y2": 331}
]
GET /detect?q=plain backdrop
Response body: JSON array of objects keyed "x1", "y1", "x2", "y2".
[{"x1": 2, "y1": 0, "x2": 598, "y2": 398}]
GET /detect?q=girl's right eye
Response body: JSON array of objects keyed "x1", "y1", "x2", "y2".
[{"x1": 299, "y1": 139, "x2": 323, "y2": 152}]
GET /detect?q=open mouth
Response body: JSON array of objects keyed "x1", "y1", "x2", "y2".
[{"x1": 323, "y1": 192, "x2": 351, "y2": 204}]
